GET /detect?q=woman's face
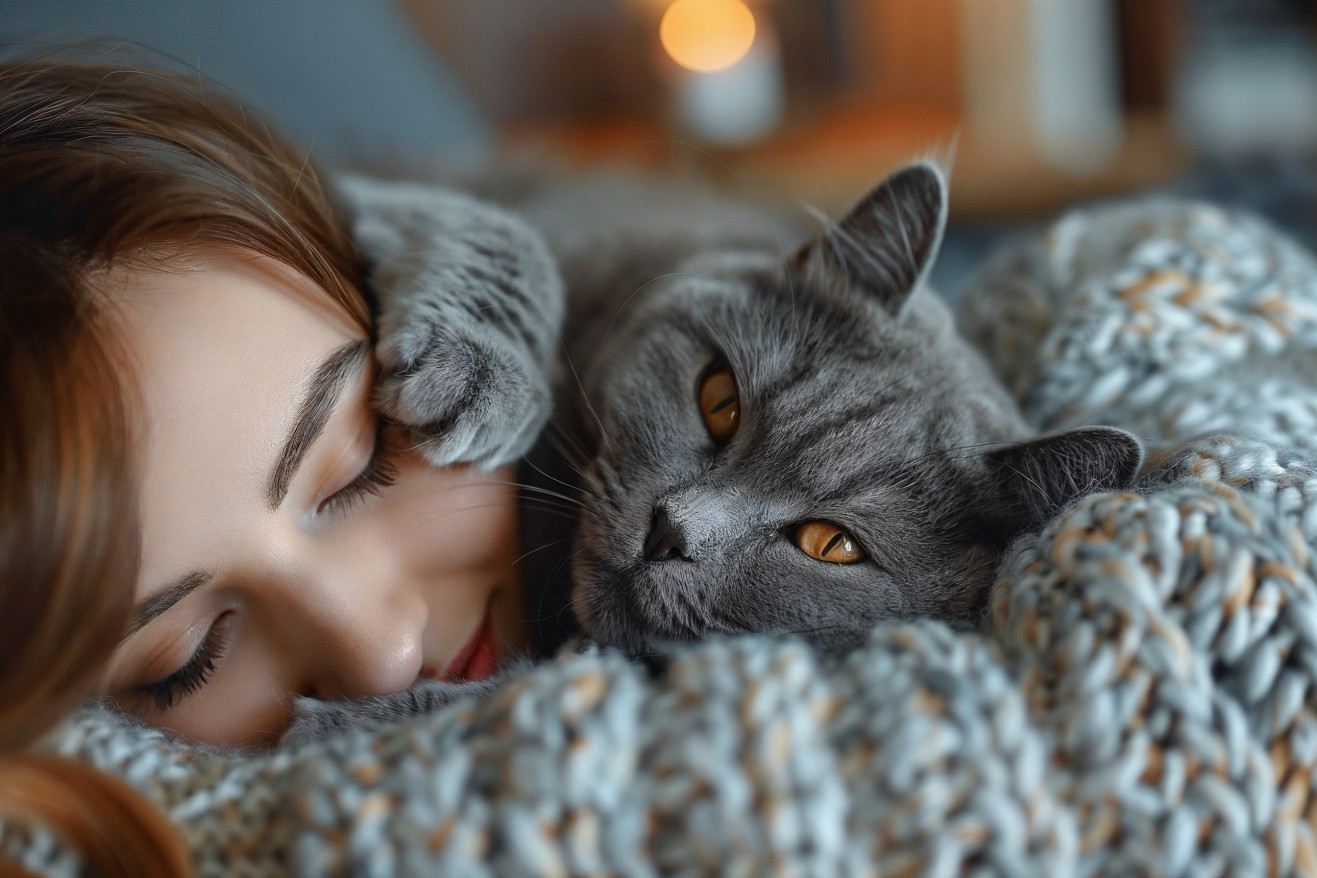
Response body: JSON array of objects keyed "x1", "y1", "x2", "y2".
[{"x1": 100, "y1": 250, "x2": 528, "y2": 745}]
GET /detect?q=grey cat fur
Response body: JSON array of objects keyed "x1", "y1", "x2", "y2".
[
  {"x1": 523, "y1": 162, "x2": 1142, "y2": 655},
  {"x1": 283, "y1": 163, "x2": 1143, "y2": 743},
  {"x1": 340, "y1": 174, "x2": 564, "y2": 469},
  {"x1": 281, "y1": 661, "x2": 530, "y2": 745}
]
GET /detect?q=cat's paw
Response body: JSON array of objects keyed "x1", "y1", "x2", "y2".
[
  {"x1": 374, "y1": 321, "x2": 553, "y2": 470},
  {"x1": 338, "y1": 174, "x2": 563, "y2": 470}
]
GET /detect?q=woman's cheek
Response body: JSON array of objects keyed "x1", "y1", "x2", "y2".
[
  {"x1": 385, "y1": 459, "x2": 529, "y2": 670},
  {"x1": 384, "y1": 459, "x2": 520, "y2": 573},
  {"x1": 152, "y1": 638, "x2": 292, "y2": 747}
]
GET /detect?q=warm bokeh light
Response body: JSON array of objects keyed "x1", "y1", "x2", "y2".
[{"x1": 659, "y1": 0, "x2": 757, "y2": 74}]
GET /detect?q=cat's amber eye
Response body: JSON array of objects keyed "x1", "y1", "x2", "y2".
[
  {"x1": 699, "y1": 365, "x2": 739, "y2": 442},
  {"x1": 795, "y1": 521, "x2": 866, "y2": 563}
]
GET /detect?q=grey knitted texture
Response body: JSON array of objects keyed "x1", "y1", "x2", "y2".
[{"x1": 7, "y1": 198, "x2": 1317, "y2": 876}]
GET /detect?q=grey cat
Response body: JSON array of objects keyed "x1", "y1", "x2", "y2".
[
  {"x1": 521, "y1": 161, "x2": 1142, "y2": 655},
  {"x1": 282, "y1": 162, "x2": 1143, "y2": 743}
]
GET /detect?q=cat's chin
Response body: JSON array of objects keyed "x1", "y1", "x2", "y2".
[
  {"x1": 570, "y1": 583, "x2": 664, "y2": 657},
  {"x1": 575, "y1": 577, "x2": 877, "y2": 660},
  {"x1": 570, "y1": 559, "x2": 710, "y2": 656}
]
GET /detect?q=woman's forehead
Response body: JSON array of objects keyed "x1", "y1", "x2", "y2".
[
  {"x1": 108, "y1": 250, "x2": 364, "y2": 588},
  {"x1": 105, "y1": 248, "x2": 358, "y2": 331}
]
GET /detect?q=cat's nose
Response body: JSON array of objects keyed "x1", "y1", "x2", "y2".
[{"x1": 643, "y1": 507, "x2": 690, "y2": 562}]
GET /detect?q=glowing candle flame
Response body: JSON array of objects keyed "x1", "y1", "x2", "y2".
[{"x1": 659, "y1": 0, "x2": 757, "y2": 74}]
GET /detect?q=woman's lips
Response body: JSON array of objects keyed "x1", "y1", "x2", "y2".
[{"x1": 436, "y1": 608, "x2": 498, "y2": 682}]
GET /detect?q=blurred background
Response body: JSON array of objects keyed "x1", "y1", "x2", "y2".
[{"x1": 7, "y1": 0, "x2": 1317, "y2": 295}]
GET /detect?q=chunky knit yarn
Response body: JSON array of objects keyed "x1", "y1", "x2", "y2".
[
  {"x1": 8, "y1": 198, "x2": 1317, "y2": 877},
  {"x1": 960, "y1": 198, "x2": 1317, "y2": 449}
]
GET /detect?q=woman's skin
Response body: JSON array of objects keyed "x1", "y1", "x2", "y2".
[{"x1": 99, "y1": 249, "x2": 529, "y2": 746}]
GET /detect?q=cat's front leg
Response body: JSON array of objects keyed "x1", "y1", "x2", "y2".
[
  {"x1": 280, "y1": 663, "x2": 529, "y2": 746},
  {"x1": 337, "y1": 175, "x2": 564, "y2": 469}
]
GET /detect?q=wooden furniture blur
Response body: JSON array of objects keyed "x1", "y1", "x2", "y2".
[
  {"x1": 400, "y1": 0, "x2": 1190, "y2": 221},
  {"x1": 497, "y1": 106, "x2": 1188, "y2": 222}
]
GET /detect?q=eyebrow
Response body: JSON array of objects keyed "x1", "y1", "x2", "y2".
[
  {"x1": 125, "y1": 340, "x2": 369, "y2": 642},
  {"x1": 129, "y1": 570, "x2": 212, "y2": 636},
  {"x1": 265, "y1": 339, "x2": 369, "y2": 510}
]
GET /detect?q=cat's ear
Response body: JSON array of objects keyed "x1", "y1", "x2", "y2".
[
  {"x1": 796, "y1": 161, "x2": 948, "y2": 315},
  {"x1": 988, "y1": 427, "x2": 1145, "y2": 527}
]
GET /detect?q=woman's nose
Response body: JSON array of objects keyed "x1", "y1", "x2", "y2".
[{"x1": 264, "y1": 555, "x2": 428, "y2": 701}]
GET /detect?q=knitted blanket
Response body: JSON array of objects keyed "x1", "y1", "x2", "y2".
[{"x1": 9, "y1": 198, "x2": 1317, "y2": 877}]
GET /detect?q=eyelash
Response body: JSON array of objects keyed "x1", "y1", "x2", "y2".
[
  {"x1": 141, "y1": 613, "x2": 232, "y2": 712},
  {"x1": 139, "y1": 417, "x2": 401, "y2": 711},
  {"x1": 316, "y1": 417, "x2": 401, "y2": 518}
]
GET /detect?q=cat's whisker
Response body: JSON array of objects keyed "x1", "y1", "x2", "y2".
[
  {"x1": 542, "y1": 427, "x2": 594, "y2": 484},
  {"x1": 513, "y1": 499, "x2": 582, "y2": 522},
  {"x1": 548, "y1": 420, "x2": 594, "y2": 470},
  {"x1": 411, "y1": 499, "x2": 565, "y2": 527},
  {"x1": 512, "y1": 499, "x2": 585, "y2": 523},
  {"x1": 550, "y1": 593, "x2": 588, "y2": 631},
  {"x1": 510, "y1": 486, "x2": 578, "y2": 505},
  {"x1": 543, "y1": 588, "x2": 583, "y2": 628},
  {"x1": 537, "y1": 547, "x2": 588, "y2": 627},
  {"x1": 544, "y1": 445, "x2": 590, "y2": 486},
  {"x1": 513, "y1": 485, "x2": 587, "y2": 511},
  {"x1": 514, "y1": 479, "x2": 580, "y2": 502},
  {"x1": 600, "y1": 271, "x2": 706, "y2": 348},
  {"x1": 522, "y1": 454, "x2": 598, "y2": 503},
  {"x1": 489, "y1": 478, "x2": 585, "y2": 508},
  {"x1": 512, "y1": 492, "x2": 586, "y2": 518},
  {"x1": 558, "y1": 342, "x2": 614, "y2": 458},
  {"x1": 513, "y1": 537, "x2": 575, "y2": 569}
]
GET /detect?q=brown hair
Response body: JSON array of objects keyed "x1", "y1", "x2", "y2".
[{"x1": 0, "y1": 54, "x2": 369, "y2": 876}]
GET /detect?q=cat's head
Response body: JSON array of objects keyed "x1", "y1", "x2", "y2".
[{"x1": 570, "y1": 162, "x2": 1143, "y2": 654}]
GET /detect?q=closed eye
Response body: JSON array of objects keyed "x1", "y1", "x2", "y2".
[
  {"x1": 139, "y1": 612, "x2": 233, "y2": 712},
  {"x1": 316, "y1": 416, "x2": 401, "y2": 517}
]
